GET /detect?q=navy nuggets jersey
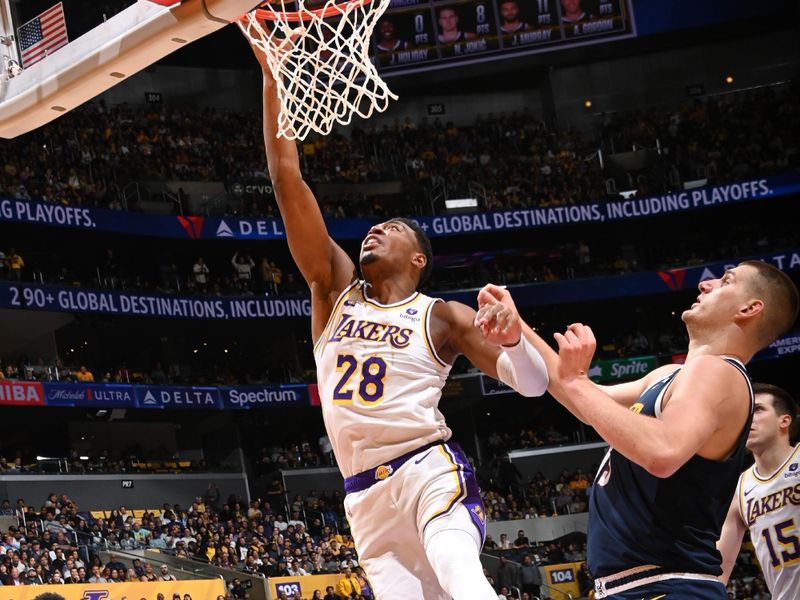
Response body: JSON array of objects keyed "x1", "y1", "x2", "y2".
[
  {"x1": 314, "y1": 281, "x2": 452, "y2": 478},
  {"x1": 588, "y1": 357, "x2": 754, "y2": 578}
]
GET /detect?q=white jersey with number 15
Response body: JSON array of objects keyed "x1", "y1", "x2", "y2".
[{"x1": 735, "y1": 444, "x2": 800, "y2": 599}]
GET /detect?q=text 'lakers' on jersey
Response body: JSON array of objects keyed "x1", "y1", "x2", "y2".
[
  {"x1": 314, "y1": 281, "x2": 452, "y2": 478},
  {"x1": 736, "y1": 444, "x2": 800, "y2": 599}
]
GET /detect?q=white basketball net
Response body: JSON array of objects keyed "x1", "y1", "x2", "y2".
[{"x1": 238, "y1": 0, "x2": 397, "y2": 140}]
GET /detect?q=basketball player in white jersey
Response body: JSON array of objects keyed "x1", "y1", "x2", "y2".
[
  {"x1": 718, "y1": 382, "x2": 800, "y2": 599},
  {"x1": 245, "y1": 38, "x2": 549, "y2": 600}
]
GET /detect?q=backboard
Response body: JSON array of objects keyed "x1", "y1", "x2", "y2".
[{"x1": 0, "y1": 0, "x2": 264, "y2": 139}]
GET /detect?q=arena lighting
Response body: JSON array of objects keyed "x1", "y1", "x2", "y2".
[
  {"x1": 79, "y1": 456, "x2": 89, "y2": 460},
  {"x1": 584, "y1": 99, "x2": 593, "y2": 109},
  {"x1": 684, "y1": 178, "x2": 708, "y2": 190},
  {"x1": 619, "y1": 190, "x2": 638, "y2": 199},
  {"x1": 725, "y1": 75, "x2": 734, "y2": 84},
  {"x1": 445, "y1": 198, "x2": 478, "y2": 209}
]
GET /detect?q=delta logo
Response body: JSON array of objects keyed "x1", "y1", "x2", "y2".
[
  {"x1": 177, "y1": 216, "x2": 205, "y2": 239},
  {"x1": 0, "y1": 381, "x2": 45, "y2": 406},
  {"x1": 657, "y1": 268, "x2": 687, "y2": 291}
]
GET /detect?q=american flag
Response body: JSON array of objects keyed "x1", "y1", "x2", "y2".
[{"x1": 17, "y1": 2, "x2": 69, "y2": 68}]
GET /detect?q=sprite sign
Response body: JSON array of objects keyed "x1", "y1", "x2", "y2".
[{"x1": 588, "y1": 355, "x2": 658, "y2": 383}]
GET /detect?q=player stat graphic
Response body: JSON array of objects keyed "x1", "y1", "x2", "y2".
[{"x1": 374, "y1": 0, "x2": 634, "y2": 71}]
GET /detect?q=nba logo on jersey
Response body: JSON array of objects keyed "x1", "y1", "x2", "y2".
[
  {"x1": 471, "y1": 505, "x2": 485, "y2": 522},
  {"x1": 375, "y1": 465, "x2": 394, "y2": 480}
]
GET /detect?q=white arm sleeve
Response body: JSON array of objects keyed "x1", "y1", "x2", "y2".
[{"x1": 496, "y1": 335, "x2": 549, "y2": 397}]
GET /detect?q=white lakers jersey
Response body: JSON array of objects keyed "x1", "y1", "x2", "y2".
[
  {"x1": 735, "y1": 444, "x2": 800, "y2": 599},
  {"x1": 313, "y1": 281, "x2": 452, "y2": 478}
]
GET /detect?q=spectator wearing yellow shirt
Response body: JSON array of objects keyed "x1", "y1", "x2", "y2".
[
  {"x1": 569, "y1": 469, "x2": 589, "y2": 491},
  {"x1": 6, "y1": 248, "x2": 23, "y2": 281},
  {"x1": 336, "y1": 568, "x2": 361, "y2": 599},
  {"x1": 75, "y1": 366, "x2": 94, "y2": 382}
]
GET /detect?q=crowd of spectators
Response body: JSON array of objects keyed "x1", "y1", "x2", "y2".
[
  {"x1": 480, "y1": 463, "x2": 592, "y2": 521},
  {"x1": 1, "y1": 83, "x2": 798, "y2": 218},
  {"x1": 0, "y1": 490, "x2": 378, "y2": 599},
  {"x1": 3, "y1": 209, "x2": 796, "y2": 305},
  {"x1": 600, "y1": 84, "x2": 800, "y2": 189},
  {"x1": 0, "y1": 486, "x2": 771, "y2": 600},
  {"x1": 0, "y1": 490, "x2": 344, "y2": 569},
  {"x1": 0, "y1": 351, "x2": 312, "y2": 389}
]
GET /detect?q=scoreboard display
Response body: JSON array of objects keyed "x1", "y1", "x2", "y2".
[{"x1": 373, "y1": 0, "x2": 634, "y2": 72}]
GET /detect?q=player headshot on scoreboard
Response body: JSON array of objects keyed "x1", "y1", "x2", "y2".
[
  {"x1": 436, "y1": 7, "x2": 477, "y2": 43},
  {"x1": 498, "y1": 0, "x2": 532, "y2": 34},
  {"x1": 560, "y1": 0, "x2": 594, "y2": 23},
  {"x1": 375, "y1": 17, "x2": 412, "y2": 53}
]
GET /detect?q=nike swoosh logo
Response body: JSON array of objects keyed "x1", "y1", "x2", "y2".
[
  {"x1": 414, "y1": 450, "x2": 434, "y2": 464},
  {"x1": 744, "y1": 486, "x2": 758, "y2": 496}
]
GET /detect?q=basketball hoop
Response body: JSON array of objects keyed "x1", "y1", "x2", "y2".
[{"x1": 238, "y1": 0, "x2": 397, "y2": 140}]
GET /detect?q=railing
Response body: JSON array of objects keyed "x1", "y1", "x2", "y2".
[
  {"x1": 118, "y1": 181, "x2": 142, "y2": 210},
  {"x1": 162, "y1": 187, "x2": 183, "y2": 216},
  {"x1": 97, "y1": 545, "x2": 268, "y2": 600},
  {"x1": 428, "y1": 176, "x2": 446, "y2": 214},
  {"x1": 201, "y1": 191, "x2": 233, "y2": 216},
  {"x1": 467, "y1": 180, "x2": 487, "y2": 206},
  {"x1": 538, "y1": 582, "x2": 574, "y2": 599}
]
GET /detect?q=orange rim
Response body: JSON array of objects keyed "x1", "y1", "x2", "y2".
[{"x1": 251, "y1": 0, "x2": 373, "y2": 22}]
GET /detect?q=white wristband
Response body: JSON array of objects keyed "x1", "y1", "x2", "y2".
[{"x1": 496, "y1": 335, "x2": 549, "y2": 397}]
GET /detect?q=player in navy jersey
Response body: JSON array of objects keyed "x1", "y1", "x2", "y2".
[{"x1": 475, "y1": 262, "x2": 799, "y2": 599}]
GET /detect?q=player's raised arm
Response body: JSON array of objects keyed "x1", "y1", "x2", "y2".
[
  {"x1": 717, "y1": 491, "x2": 747, "y2": 585},
  {"x1": 554, "y1": 325, "x2": 749, "y2": 477},
  {"x1": 442, "y1": 301, "x2": 549, "y2": 398},
  {"x1": 432, "y1": 286, "x2": 549, "y2": 398},
  {"x1": 474, "y1": 283, "x2": 592, "y2": 421},
  {"x1": 474, "y1": 284, "x2": 679, "y2": 422},
  {"x1": 246, "y1": 38, "x2": 357, "y2": 341}
]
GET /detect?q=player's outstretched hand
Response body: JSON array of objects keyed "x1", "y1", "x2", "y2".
[
  {"x1": 241, "y1": 19, "x2": 304, "y2": 75},
  {"x1": 553, "y1": 323, "x2": 596, "y2": 384},
  {"x1": 474, "y1": 283, "x2": 522, "y2": 347}
]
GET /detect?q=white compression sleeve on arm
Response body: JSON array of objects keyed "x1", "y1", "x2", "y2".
[{"x1": 496, "y1": 335, "x2": 549, "y2": 397}]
